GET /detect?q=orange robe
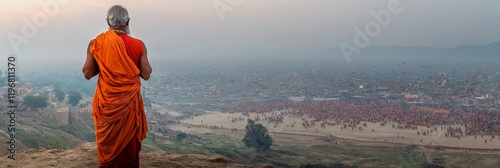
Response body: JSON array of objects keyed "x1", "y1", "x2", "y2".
[{"x1": 89, "y1": 30, "x2": 148, "y2": 167}]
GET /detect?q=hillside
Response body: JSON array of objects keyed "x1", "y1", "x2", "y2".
[
  {"x1": 0, "y1": 142, "x2": 271, "y2": 168},
  {"x1": 0, "y1": 107, "x2": 96, "y2": 155}
]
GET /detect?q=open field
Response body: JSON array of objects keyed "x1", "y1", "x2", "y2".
[
  {"x1": 169, "y1": 122, "x2": 500, "y2": 168},
  {"x1": 180, "y1": 111, "x2": 500, "y2": 150}
]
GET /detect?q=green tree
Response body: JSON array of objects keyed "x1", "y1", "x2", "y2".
[
  {"x1": 177, "y1": 132, "x2": 188, "y2": 141},
  {"x1": 68, "y1": 91, "x2": 82, "y2": 106},
  {"x1": 54, "y1": 89, "x2": 65, "y2": 102},
  {"x1": 23, "y1": 95, "x2": 48, "y2": 109},
  {"x1": 242, "y1": 119, "x2": 273, "y2": 151}
]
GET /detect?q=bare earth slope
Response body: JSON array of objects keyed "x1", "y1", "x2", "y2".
[{"x1": 0, "y1": 143, "x2": 271, "y2": 168}]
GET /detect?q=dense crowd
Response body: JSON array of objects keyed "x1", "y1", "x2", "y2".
[{"x1": 225, "y1": 99, "x2": 500, "y2": 136}]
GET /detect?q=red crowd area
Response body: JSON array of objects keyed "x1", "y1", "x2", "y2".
[{"x1": 224, "y1": 99, "x2": 500, "y2": 136}]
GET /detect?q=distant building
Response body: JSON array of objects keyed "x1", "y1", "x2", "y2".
[
  {"x1": 289, "y1": 96, "x2": 306, "y2": 102},
  {"x1": 79, "y1": 106, "x2": 92, "y2": 113},
  {"x1": 55, "y1": 106, "x2": 69, "y2": 125},
  {"x1": 312, "y1": 98, "x2": 339, "y2": 101},
  {"x1": 404, "y1": 94, "x2": 418, "y2": 100},
  {"x1": 148, "y1": 120, "x2": 158, "y2": 132}
]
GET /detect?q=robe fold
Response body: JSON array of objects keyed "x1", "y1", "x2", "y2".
[{"x1": 89, "y1": 30, "x2": 148, "y2": 166}]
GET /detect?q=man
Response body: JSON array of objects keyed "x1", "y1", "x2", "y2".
[{"x1": 82, "y1": 5, "x2": 152, "y2": 167}]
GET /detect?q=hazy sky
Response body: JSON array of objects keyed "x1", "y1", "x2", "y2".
[{"x1": 1, "y1": 0, "x2": 499, "y2": 62}]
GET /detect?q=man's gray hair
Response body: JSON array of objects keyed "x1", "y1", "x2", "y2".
[{"x1": 106, "y1": 5, "x2": 129, "y2": 27}]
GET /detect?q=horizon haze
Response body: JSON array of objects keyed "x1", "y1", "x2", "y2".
[{"x1": 1, "y1": 0, "x2": 499, "y2": 64}]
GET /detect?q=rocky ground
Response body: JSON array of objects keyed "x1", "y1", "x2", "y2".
[{"x1": 0, "y1": 143, "x2": 272, "y2": 168}]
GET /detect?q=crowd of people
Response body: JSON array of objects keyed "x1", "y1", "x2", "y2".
[{"x1": 224, "y1": 99, "x2": 500, "y2": 136}]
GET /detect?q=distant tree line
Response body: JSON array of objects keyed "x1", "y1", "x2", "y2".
[
  {"x1": 23, "y1": 95, "x2": 47, "y2": 109},
  {"x1": 51, "y1": 86, "x2": 83, "y2": 106},
  {"x1": 22, "y1": 87, "x2": 83, "y2": 110},
  {"x1": 68, "y1": 91, "x2": 82, "y2": 106}
]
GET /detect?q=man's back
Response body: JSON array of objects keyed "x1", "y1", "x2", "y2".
[
  {"x1": 118, "y1": 34, "x2": 143, "y2": 67},
  {"x1": 81, "y1": 5, "x2": 152, "y2": 168}
]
